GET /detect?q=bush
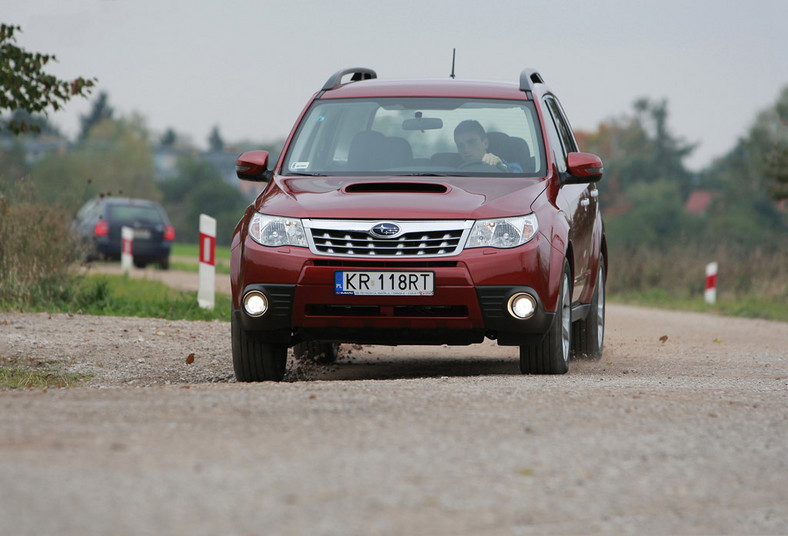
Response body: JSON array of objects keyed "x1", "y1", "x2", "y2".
[
  {"x1": 608, "y1": 241, "x2": 788, "y2": 320},
  {"x1": 0, "y1": 181, "x2": 81, "y2": 305}
]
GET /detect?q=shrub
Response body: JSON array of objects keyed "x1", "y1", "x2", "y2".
[{"x1": 0, "y1": 181, "x2": 80, "y2": 305}]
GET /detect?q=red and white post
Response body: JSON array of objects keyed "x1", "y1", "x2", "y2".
[
  {"x1": 121, "y1": 226, "x2": 133, "y2": 274},
  {"x1": 705, "y1": 262, "x2": 718, "y2": 305},
  {"x1": 198, "y1": 214, "x2": 216, "y2": 309}
]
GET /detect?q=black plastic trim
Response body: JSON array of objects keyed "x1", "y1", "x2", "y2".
[
  {"x1": 322, "y1": 67, "x2": 377, "y2": 91},
  {"x1": 476, "y1": 285, "x2": 553, "y2": 346}
]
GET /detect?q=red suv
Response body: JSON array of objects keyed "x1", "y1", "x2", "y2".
[{"x1": 231, "y1": 67, "x2": 606, "y2": 381}]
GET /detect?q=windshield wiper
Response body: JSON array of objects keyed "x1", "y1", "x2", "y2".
[{"x1": 399, "y1": 172, "x2": 454, "y2": 177}]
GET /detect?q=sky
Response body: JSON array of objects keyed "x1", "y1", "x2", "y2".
[{"x1": 4, "y1": 0, "x2": 788, "y2": 171}]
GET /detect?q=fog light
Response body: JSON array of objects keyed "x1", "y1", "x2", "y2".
[
  {"x1": 508, "y1": 293, "x2": 536, "y2": 319},
  {"x1": 243, "y1": 291, "x2": 268, "y2": 317}
]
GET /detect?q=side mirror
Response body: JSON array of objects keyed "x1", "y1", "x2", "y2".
[
  {"x1": 236, "y1": 150, "x2": 272, "y2": 182},
  {"x1": 564, "y1": 152, "x2": 603, "y2": 184}
]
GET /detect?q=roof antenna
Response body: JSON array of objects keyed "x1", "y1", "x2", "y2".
[{"x1": 450, "y1": 48, "x2": 456, "y2": 79}]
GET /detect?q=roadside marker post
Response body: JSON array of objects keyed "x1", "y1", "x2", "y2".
[
  {"x1": 121, "y1": 226, "x2": 133, "y2": 274},
  {"x1": 705, "y1": 262, "x2": 718, "y2": 305},
  {"x1": 198, "y1": 214, "x2": 217, "y2": 309}
]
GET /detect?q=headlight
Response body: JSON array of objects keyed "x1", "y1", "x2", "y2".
[
  {"x1": 249, "y1": 213, "x2": 307, "y2": 247},
  {"x1": 465, "y1": 214, "x2": 538, "y2": 249}
]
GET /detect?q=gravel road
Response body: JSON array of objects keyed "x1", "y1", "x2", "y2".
[{"x1": 1, "y1": 298, "x2": 787, "y2": 534}]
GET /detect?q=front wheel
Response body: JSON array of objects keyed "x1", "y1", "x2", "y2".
[
  {"x1": 572, "y1": 256, "x2": 605, "y2": 360},
  {"x1": 231, "y1": 315, "x2": 288, "y2": 382},
  {"x1": 519, "y1": 260, "x2": 571, "y2": 374}
]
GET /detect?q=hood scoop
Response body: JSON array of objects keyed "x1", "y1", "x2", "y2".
[{"x1": 344, "y1": 182, "x2": 448, "y2": 194}]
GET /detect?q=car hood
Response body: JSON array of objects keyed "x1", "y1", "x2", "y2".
[{"x1": 256, "y1": 176, "x2": 548, "y2": 220}]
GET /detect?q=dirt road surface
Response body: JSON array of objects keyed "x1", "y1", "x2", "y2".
[{"x1": 1, "y1": 279, "x2": 787, "y2": 534}]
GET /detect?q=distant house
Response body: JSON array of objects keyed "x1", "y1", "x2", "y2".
[
  {"x1": 152, "y1": 146, "x2": 240, "y2": 186},
  {"x1": 684, "y1": 190, "x2": 715, "y2": 215},
  {"x1": 198, "y1": 150, "x2": 239, "y2": 185},
  {"x1": 0, "y1": 135, "x2": 68, "y2": 164}
]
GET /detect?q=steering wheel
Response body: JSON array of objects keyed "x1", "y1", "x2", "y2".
[{"x1": 458, "y1": 159, "x2": 496, "y2": 171}]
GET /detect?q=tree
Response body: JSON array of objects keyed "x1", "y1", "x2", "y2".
[
  {"x1": 30, "y1": 114, "x2": 160, "y2": 210},
  {"x1": 208, "y1": 125, "x2": 224, "y2": 152},
  {"x1": 579, "y1": 98, "x2": 697, "y2": 241},
  {"x1": 700, "y1": 86, "x2": 788, "y2": 245},
  {"x1": 764, "y1": 143, "x2": 788, "y2": 201},
  {"x1": 160, "y1": 128, "x2": 177, "y2": 147},
  {"x1": 761, "y1": 87, "x2": 788, "y2": 202},
  {"x1": 160, "y1": 154, "x2": 246, "y2": 245},
  {"x1": 78, "y1": 91, "x2": 113, "y2": 141},
  {"x1": 0, "y1": 24, "x2": 95, "y2": 134},
  {"x1": 0, "y1": 109, "x2": 61, "y2": 137}
]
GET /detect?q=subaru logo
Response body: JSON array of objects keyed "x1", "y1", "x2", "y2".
[{"x1": 370, "y1": 222, "x2": 400, "y2": 238}]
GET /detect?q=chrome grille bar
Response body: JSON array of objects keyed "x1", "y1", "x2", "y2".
[{"x1": 302, "y1": 219, "x2": 473, "y2": 258}]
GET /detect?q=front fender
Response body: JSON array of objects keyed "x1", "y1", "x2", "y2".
[
  {"x1": 533, "y1": 200, "x2": 570, "y2": 314},
  {"x1": 231, "y1": 205, "x2": 256, "y2": 309}
]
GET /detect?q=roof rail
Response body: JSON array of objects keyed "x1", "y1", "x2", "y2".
[
  {"x1": 322, "y1": 68, "x2": 377, "y2": 91},
  {"x1": 519, "y1": 68, "x2": 545, "y2": 96}
]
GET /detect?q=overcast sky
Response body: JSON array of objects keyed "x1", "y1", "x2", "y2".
[{"x1": 4, "y1": 0, "x2": 788, "y2": 170}]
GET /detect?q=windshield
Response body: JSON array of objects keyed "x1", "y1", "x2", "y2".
[{"x1": 282, "y1": 97, "x2": 545, "y2": 177}]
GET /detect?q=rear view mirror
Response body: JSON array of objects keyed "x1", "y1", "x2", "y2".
[
  {"x1": 564, "y1": 152, "x2": 603, "y2": 184},
  {"x1": 236, "y1": 150, "x2": 272, "y2": 182},
  {"x1": 402, "y1": 117, "x2": 443, "y2": 131}
]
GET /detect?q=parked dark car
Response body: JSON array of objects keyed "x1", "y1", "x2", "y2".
[
  {"x1": 231, "y1": 67, "x2": 606, "y2": 381},
  {"x1": 72, "y1": 197, "x2": 175, "y2": 269}
]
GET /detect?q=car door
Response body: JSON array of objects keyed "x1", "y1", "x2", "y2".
[{"x1": 542, "y1": 96, "x2": 596, "y2": 304}]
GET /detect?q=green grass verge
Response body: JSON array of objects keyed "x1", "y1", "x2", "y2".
[
  {"x1": 170, "y1": 243, "x2": 231, "y2": 274},
  {"x1": 2, "y1": 273, "x2": 230, "y2": 322},
  {"x1": 0, "y1": 357, "x2": 91, "y2": 389},
  {"x1": 610, "y1": 290, "x2": 788, "y2": 322},
  {"x1": 172, "y1": 243, "x2": 231, "y2": 260}
]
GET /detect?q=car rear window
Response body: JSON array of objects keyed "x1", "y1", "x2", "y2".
[{"x1": 107, "y1": 204, "x2": 163, "y2": 224}]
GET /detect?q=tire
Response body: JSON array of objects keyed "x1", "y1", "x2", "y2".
[
  {"x1": 231, "y1": 315, "x2": 288, "y2": 382},
  {"x1": 133, "y1": 260, "x2": 147, "y2": 269},
  {"x1": 572, "y1": 256, "x2": 606, "y2": 360},
  {"x1": 158, "y1": 256, "x2": 170, "y2": 270},
  {"x1": 519, "y1": 260, "x2": 571, "y2": 375},
  {"x1": 293, "y1": 341, "x2": 339, "y2": 364}
]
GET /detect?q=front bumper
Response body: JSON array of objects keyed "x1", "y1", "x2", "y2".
[{"x1": 233, "y1": 238, "x2": 556, "y2": 346}]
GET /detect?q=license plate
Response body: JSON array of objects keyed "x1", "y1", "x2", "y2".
[
  {"x1": 335, "y1": 271, "x2": 434, "y2": 296},
  {"x1": 133, "y1": 229, "x2": 152, "y2": 239}
]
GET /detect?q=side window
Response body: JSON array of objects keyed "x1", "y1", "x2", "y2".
[
  {"x1": 545, "y1": 97, "x2": 578, "y2": 155},
  {"x1": 541, "y1": 99, "x2": 567, "y2": 172}
]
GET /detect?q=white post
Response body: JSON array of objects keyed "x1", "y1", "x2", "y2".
[
  {"x1": 121, "y1": 226, "x2": 133, "y2": 274},
  {"x1": 704, "y1": 262, "x2": 718, "y2": 305},
  {"x1": 198, "y1": 214, "x2": 217, "y2": 309}
]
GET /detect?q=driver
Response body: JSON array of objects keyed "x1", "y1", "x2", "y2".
[{"x1": 453, "y1": 120, "x2": 522, "y2": 172}]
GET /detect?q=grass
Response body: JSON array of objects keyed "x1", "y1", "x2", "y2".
[
  {"x1": 170, "y1": 243, "x2": 231, "y2": 274},
  {"x1": 172, "y1": 243, "x2": 232, "y2": 260},
  {"x1": 0, "y1": 356, "x2": 91, "y2": 389},
  {"x1": 610, "y1": 289, "x2": 788, "y2": 322},
  {"x1": 3, "y1": 273, "x2": 231, "y2": 322},
  {"x1": 606, "y1": 243, "x2": 788, "y2": 322}
]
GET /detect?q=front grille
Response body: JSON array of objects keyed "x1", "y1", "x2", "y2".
[
  {"x1": 303, "y1": 219, "x2": 472, "y2": 258},
  {"x1": 311, "y1": 229, "x2": 462, "y2": 256}
]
